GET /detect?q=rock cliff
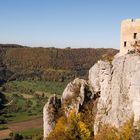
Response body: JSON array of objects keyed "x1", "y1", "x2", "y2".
[
  {"x1": 89, "y1": 54, "x2": 140, "y2": 133},
  {"x1": 43, "y1": 95, "x2": 61, "y2": 138},
  {"x1": 61, "y1": 78, "x2": 89, "y2": 115},
  {"x1": 43, "y1": 54, "x2": 140, "y2": 137}
]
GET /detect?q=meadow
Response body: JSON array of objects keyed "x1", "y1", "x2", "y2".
[{"x1": 0, "y1": 80, "x2": 69, "y2": 139}]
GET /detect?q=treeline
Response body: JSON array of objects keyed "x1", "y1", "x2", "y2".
[{"x1": 0, "y1": 44, "x2": 26, "y2": 48}]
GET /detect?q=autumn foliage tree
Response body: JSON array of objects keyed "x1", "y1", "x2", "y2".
[
  {"x1": 94, "y1": 117, "x2": 135, "y2": 140},
  {"x1": 0, "y1": 46, "x2": 118, "y2": 81},
  {"x1": 46, "y1": 109, "x2": 93, "y2": 140}
]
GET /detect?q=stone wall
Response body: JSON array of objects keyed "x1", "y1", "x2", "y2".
[{"x1": 120, "y1": 19, "x2": 140, "y2": 56}]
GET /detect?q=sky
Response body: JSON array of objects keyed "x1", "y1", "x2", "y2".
[{"x1": 0, "y1": 0, "x2": 140, "y2": 49}]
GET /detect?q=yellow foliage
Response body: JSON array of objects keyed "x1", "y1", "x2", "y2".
[
  {"x1": 94, "y1": 117, "x2": 134, "y2": 140},
  {"x1": 94, "y1": 125, "x2": 120, "y2": 140},
  {"x1": 120, "y1": 118, "x2": 134, "y2": 140},
  {"x1": 47, "y1": 109, "x2": 92, "y2": 140},
  {"x1": 54, "y1": 117, "x2": 67, "y2": 132},
  {"x1": 66, "y1": 109, "x2": 91, "y2": 140},
  {"x1": 46, "y1": 116, "x2": 68, "y2": 140},
  {"x1": 46, "y1": 109, "x2": 140, "y2": 140},
  {"x1": 78, "y1": 121, "x2": 91, "y2": 139}
]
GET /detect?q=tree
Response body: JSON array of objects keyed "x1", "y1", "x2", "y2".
[{"x1": 47, "y1": 109, "x2": 92, "y2": 140}]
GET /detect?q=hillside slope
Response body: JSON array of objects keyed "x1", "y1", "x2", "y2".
[{"x1": 0, "y1": 44, "x2": 118, "y2": 81}]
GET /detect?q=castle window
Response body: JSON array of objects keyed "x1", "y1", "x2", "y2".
[
  {"x1": 134, "y1": 33, "x2": 137, "y2": 39},
  {"x1": 124, "y1": 41, "x2": 127, "y2": 47}
]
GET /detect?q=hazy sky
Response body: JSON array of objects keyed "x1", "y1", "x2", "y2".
[{"x1": 0, "y1": 0, "x2": 140, "y2": 48}]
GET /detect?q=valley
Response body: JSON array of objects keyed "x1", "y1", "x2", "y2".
[{"x1": 0, "y1": 44, "x2": 118, "y2": 139}]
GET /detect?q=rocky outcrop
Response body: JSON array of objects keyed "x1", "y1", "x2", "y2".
[
  {"x1": 61, "y1": 78, "x2": 88, "y2": 115},
  {"x1": 88, "y1": 60, "x2": 113, "y2": 133},
  {"x1": 89, "y1": 54, "x2": 140, "y2": 133},
  {"x1": 43, "y1": 95, "x2": 61, "y2": 138},
  {"x1": 43, "y1": 54, "x2": 140, "y2": 138},
  {"x1": 43, "y1": 78, "x2": 95, "y2": 137}
]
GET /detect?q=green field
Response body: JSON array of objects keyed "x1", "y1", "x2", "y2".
[
  {"x1": 0, "y1": 80, "x2": 69, "y2": 139},
  {"x1": 19, "y1": 127, "x2": 43, "y2": 137},
  {"x1": 1, "y1": 80, "x2": 68, "y2": 122},
  {"x1": 4, "y1": 80, "x2": 69, "y2": 97}
]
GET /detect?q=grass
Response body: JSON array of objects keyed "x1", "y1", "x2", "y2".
[
  {"x1": 19, "y1": 127, "x2": 43, "y2": 136},
  {"x1": 4, "y1": 80, "x2": 69, "y2": 96},
  {"x1": 0, "y1": 124, "x2": 8, "y2": 130},
  {"x1": 5, "y1": 112, "x2": 42, "y2": 123},
  {"x1": 16, "y1": 98, "x2": 26, "y2": 106},
  {"x1": 0, "y1": 80, "x2": 69, "y2": 138},
  {"x1": 1, "y1": 80, "x2": 69, "y2": 123}
]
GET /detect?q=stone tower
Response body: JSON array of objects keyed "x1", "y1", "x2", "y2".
[{"x1": 120, "y1": 19, "x2": 140, "y2": 56}]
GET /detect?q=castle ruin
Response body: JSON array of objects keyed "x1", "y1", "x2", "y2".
[{"x1": 120, "y1": 19, "x2": 140, "y2": 56}]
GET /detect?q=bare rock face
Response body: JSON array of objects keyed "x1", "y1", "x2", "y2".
[
  {"x1": 61, "y1": 78, "x2": 90, "y2": 115},
  {"x1": 43, "y1": 95, "x2": 61, "y2": 138},
  {"x1": 89, "y1": 54, "x2": 140, "y2": 133}
]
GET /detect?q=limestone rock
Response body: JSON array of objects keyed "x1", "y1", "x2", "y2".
[
  {"x1": 43, "y1": 95, "x2": 61, "y2": 138},
  {"x1": 61, "y1": 78, "x2": 90, "y2": 115},
  {"x1": 89, "y1": 54, "x2": 140, "y2": 133}
]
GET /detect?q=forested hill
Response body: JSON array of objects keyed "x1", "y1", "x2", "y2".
[
  {"x1": 0, "y1": 44, "x2": 27, "y2": 48},
  {"x1": 0, "y1": 44, "x2": 118, "y2": 81}
]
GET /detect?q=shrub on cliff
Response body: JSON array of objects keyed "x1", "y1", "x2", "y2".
[
  {"x1": 94, "y1": 117, "x2": 134, "y2": 140},
  {"x1": 94, "y1": 125, "x2": 120, "y2": 140},
  {"x1": 47, "y1": 109, "x2": 93, "y2": 140},
  {"x1": 46, "y1": 112, "x2": 140, "y2": 140}
]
